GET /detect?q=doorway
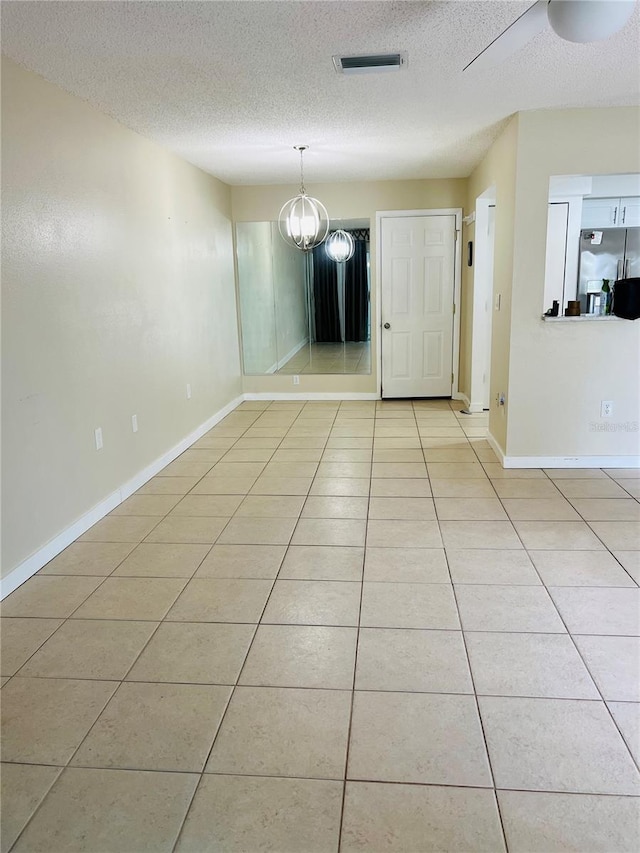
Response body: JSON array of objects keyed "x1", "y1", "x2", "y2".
[{"x1": 379, "y1": 211, "x2": 460, "y2": 398}]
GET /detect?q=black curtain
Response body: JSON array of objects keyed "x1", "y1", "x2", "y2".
[
  {"x1": 345, "y1": 240, "x2": 369, "y2": 342},
  {"x1": 312, "y1": 245, "x2": 341, "y2": 342}
]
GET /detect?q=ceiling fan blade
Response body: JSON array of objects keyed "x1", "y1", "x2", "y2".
[{"x1": 463, "y1": 0, "x2": 549, "y2": 72}]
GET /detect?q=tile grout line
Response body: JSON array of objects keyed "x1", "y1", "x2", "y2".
[
  {"x1": 2, "y1": 764, "x2": 64, "y2": 853},
  {"x1": 437, "y1": 400, "x2": 511, "y2": 853},
  {"x1": 3, "y1": 756, "x2": 640, "y2": 798},
  {"x1": 336, "y1": 401, "x2": 375, "y2": 853},
  {"x1": 8, "y1": 676, "x2": 626, "y2": 701},
  {"x1": 3, "y1": 616, "x2": 636, "y2": 633}
]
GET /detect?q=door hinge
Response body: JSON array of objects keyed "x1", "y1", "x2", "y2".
[
  {"x1": 455, "y1": 230, "x2": 459, "y2": 241},
  {"x1": 451, "y1": 373, "x2": 454, "y2": 384},
  {"x1": 453, "y1": 303, "x2": 456, "y2": 314}
]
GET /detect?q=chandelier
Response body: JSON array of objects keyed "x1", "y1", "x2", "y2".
[
  {"x1": 278, "y1": 146, "x2": 329, "y2": 252},
  {"x1": 326, "y1": 228, "x2": 355, "y2": 263}
]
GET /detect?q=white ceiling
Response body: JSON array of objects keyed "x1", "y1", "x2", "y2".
[{"x1": 2, "y1": 1, "x2": 639, "y2": 185}]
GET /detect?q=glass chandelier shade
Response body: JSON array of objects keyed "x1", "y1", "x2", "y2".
[
  {"x1": 278, "y1": 146, "x2": 329, "y2": 252},
  {"x1": 325, "y1": 229, "x2": 355, "y2": 263},
  {"x1": 546, "y1": 0, "x2": 635, "y2": 43}
]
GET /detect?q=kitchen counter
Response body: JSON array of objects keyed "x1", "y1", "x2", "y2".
[{"x1": 541, "y1": 314, "x2": 627, "y2": 322}]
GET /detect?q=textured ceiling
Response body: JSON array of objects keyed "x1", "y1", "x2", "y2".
[{"x1": 2, "y1": 1, "x2": 639, "y2": 184}]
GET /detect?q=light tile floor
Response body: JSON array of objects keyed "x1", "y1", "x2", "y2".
[
  {"x1": 279, "y1": 342, "x2": 371, "y2": 375},
  {"x1": 1, "y1": 398, "x2": 639, "y2": 852}
]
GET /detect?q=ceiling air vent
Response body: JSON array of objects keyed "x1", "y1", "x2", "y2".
[{"x1": 333, "y1": 52, "x2": 407, "y2": 75}]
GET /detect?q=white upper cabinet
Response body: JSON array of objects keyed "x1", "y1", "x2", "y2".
[
  {"x1": 581, "y1": 196, "x2": 640, "y2": 228},
  {"x1": 581, "y1": 197, "x2": 620, "y2": 227},
  {"x1": 620, "y1": 197, "x2": 640, "y2": 227}
]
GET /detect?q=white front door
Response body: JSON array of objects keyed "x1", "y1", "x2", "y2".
[{"x1": 381, "y1": 214, "x2": 456, "y2": 398}]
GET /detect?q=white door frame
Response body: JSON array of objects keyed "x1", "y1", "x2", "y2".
[
  {"x1": 469, "y1": 191, "x2": 496, "y2": 412},
  {"x1": 376, "y1": 208, "x2": 463, "y2": 399}
]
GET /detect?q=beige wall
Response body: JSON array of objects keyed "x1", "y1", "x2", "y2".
[
  {"x1": 465, "y1": 107, "x2": 640, "y2": 460},
  {"x1": 463, "y1": 117, "x2": 519, "y2": 450},
  {"x1": 507, "y1": 108, "x2": 640, "y2": 459},
  {"x1": 232, "y1": 179, "x2": 467, "y2": 395},
  {"x1": 1, "y1": 58, "x2": 242, "y2": 577}
]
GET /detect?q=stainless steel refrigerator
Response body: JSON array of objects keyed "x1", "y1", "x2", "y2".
[{"x1": 578, "y1": 227, "x2": 640, "y2": 312}]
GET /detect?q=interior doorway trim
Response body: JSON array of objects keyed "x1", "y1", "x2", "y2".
[
  {"x1": 375, "y1": 208, "x2": 463, "y2": 399},
  {"x1": 469, "y1": 190, "x2": 496, "y2": 412}
]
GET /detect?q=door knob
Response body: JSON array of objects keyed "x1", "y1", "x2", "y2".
[{"x1": 383, "y1": 322, "x2": 391, "y2": 329}]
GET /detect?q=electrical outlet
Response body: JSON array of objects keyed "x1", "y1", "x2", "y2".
[
  {"x1": 601, "y1": 400, "x2": 613, "y2": 418},
  {"x1": 186, "y1": 383, "x2": 192, "y2": 399},
  {"x1": 94, "y1": 427, "x2": 103, "y2": 451},
  {"x1": 131, "y1": 414, "x2": 138, "y2": 433},
  {"x1": 293, "y1": 375, "x2": 300, "y2": 385}
]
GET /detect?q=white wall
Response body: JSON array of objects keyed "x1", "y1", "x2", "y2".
[
  {"x1": 587, "y1": 174, "x2": 640, "y2": 197},
  {"x1": 1, "y1": 57, "x2": 242, "y2": 578}
]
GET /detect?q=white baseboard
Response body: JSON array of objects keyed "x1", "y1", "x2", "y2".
[
  {"x1": 485, "y1": 431, "x2": 639, "y2": 468},
  {"x1": 1, "y1": 393, "x2": 244, "y2": 599},
  {"x1": 501, "y1": 454, "x2": 640, "y2": 469},
  {"x1": 454, "y1": 391, "x2": 486, "y2": 414},
  {"x1": 277, "y1": 337, "x2": 309, "y2": 370},
  {"x1": 453, "y1": 392, "x2": 488, "y2": 414},
  {"x1": 117, "y1": 394, "x2": 244, "y2": 500},
  {"x1": 243, "y1": 392, "x2": 380, "y2": 401},
  {"x1": 486, "y1": 431, "x2": 506, "y2": 464},
  {"x1": 0, "y1": 491, "x2": 124, "y2": 601}
]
